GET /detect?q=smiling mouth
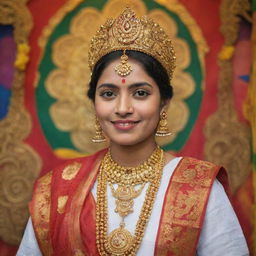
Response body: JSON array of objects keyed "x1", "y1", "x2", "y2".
[{"x1": 111, "y1": 120, "x2": 140, "y2": 130}]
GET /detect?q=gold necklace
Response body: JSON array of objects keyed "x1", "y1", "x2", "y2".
[
  {"x1": 109, "y1": 183, "x2": 145, "y2": 217},
  {"x1": 103, "y1": 146, "x2": 162, "y2": 185},
  {"x1": 96, "y1": 148, "x2": 165, "y2": 256}
]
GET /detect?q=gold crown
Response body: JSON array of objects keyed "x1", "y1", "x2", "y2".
[{"x1": 88, "y1": 7, "x2": 176, "y2": 79}]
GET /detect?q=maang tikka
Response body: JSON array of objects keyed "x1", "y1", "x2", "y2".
[
  {"x1": 156, "y1": 110, "x2": 172, "y2": 137},
  {"x1": 115, "y1": 50, "x2": 132, "y2": 77},
  {"x1": 92, "y1": 116, "x2": 106, "y2": 143}
]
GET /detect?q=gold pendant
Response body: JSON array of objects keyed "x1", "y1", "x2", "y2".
[
  {"x1": 111, "y1": 185, "x2": 145, "y2": 217},
  {"x1": 107, "y1": 226, "x2": 133, "y2": 254},
  {"x1": 115, "y1": 199, "x2": 133, "y2": 216}
]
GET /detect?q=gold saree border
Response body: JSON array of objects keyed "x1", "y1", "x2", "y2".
[
  {"x1": 29, "y1": 171, "x2": 53, "y2": 255},
  {"x1": 155, "y1": 157, "x2": 220, "y2": 256}
]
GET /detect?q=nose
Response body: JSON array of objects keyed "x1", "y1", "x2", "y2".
[{"x1": 115, "y1": 94, "x2": 133, "y2": 117}]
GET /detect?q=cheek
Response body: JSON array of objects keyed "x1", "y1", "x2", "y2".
[
  {"x1": 136, "y1": 97, "x2": 161, "y2": 117},
  {"x1": 94, "y1": 99, "x2": 112, "y2": 119},
  {"x1": 135, "y1": 105, "x2": 161, "y2": 127}
]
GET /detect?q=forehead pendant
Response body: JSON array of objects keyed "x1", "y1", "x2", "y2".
[{"x1": 115, "y1": 50, "x2": 132, "y2": 77}]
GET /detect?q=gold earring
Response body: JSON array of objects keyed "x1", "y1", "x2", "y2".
[
  {"x1": 92, "y1": 117, "x2": 106, "y2": 143},
  {"x1": 156, "y1": 111, "x2": 172, "y2": 137}
]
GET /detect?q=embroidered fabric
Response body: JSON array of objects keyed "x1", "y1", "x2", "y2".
[{"x1": 17, "y1": 158, "x2": 249, "y2": 256}]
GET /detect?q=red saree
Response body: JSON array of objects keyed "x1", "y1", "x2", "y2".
[{"x1": 29, "y1": 151, "x2": 228, "y2": 256}]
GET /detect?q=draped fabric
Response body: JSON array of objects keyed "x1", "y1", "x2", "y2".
[
  {"x1": 0, "y1": 0, "x2": 254, "y2": 255},
  {"x1": 30, "y1": 152, "x2": 227, "y2": 256}
]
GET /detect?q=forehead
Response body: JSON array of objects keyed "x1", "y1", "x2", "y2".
[{"x1": 97, "y1": 58, "x2": 157, "y2": 87}]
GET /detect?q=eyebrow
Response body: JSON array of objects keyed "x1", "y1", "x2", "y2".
[{"x1": 97, "y1": 82, "x2": 153, "y2": 90}]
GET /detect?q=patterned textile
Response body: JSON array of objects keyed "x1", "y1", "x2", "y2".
[{"x1": 0, "y1": 0, "x2": 254, "y2": 255}]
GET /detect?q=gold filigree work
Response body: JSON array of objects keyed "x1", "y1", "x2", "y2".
[
  {"x1": 115, "y1": 51, "x2": 133, "y2": 77},
  {"x1": 39, "y1": 0, "x2": 207, "y2": 154},
  {"x1": 88, "y1": 7, "x2": 176, "y2": 79},
  {"x1": 0, "y1": 0, "x2": 42, "y2": 245},
  {"x1": 96, "y1": 148, "x2": 165, "y2": 255},
  {"x1": 62, "y1": 162, "x2": 82, "y2": 180}
]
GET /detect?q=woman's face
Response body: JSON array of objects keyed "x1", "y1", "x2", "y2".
[{"x1": 95, "y1": 58, "x2": 164, "y2": 147}]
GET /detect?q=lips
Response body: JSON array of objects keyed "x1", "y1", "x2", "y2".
[{"x1": 111, "y1": 120, "x2": 140, "y2": 131}]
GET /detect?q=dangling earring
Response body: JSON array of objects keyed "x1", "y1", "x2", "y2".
[
  {"x1": 156, "y1": 111, "x2": 172, "y2": 137},
  {"x1": 92, "y1": 116, "x2": 106, "y2": 143}
]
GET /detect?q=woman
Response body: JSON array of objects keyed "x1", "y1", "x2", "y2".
[{"x1": 17, "y1": 7, "x2": 249, "y2": 256}]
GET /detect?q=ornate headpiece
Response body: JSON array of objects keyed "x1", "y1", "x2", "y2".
[{"x1": 88, "y1": 7, "x2": 176, "y2": 79}]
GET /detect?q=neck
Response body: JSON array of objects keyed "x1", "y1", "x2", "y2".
[{"x1": 109, "y1": 139, "x2": 158, "y2": 167}]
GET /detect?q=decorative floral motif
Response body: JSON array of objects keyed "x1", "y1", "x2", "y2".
[
  {"x1": 41, "y1": 0, "x2": 208, "y2": 154},
  {"x1": 62, "y1": 162, "x2": 82, "y2": 180},
  {"x1": 0, "y1": 0, "x2": 41, "y2": 245},
  {"x1": 57, "y1": 195, "x2": 68, "y2": 214}
]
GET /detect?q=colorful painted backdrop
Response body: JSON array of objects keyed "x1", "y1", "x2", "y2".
[{"x1": 0, "y1": 0, "x2": 255, "y2": 255}]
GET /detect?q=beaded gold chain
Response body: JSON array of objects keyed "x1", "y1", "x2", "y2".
[{"x1": 96, "y1": 147, "x2": 165, "y2": 256}]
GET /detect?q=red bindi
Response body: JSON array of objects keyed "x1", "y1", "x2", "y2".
[{"x1": 122, "y1": 78, "x2": 126, "y2": 84}]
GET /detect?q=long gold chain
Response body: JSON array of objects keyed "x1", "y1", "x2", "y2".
[{"x1": 96, "y1": 148, "x2": 165, "y2": 256}]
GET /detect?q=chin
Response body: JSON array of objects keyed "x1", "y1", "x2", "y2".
[
  {"x1": 108, "y1": 134, "x2": 154, "y2": 147},
  {"x1": 109, "y1": 138, "x2": 139, "y2": 147}
]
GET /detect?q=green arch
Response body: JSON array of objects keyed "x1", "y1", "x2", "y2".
[{"x1": 36, "y1": 0, "x2": 203, "y2": 152}]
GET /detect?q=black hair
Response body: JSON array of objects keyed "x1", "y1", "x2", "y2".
[{"x1": 87, "y1": 50, "x2": 173, "y2": 102}]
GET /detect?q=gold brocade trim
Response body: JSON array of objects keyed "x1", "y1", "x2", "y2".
[
  {"x1": 57, "y1": 195, "x2": 69, "y2": 214},
  {"x1": 204, "y1": 0, "x2": 251, "y2": 193},
  {"x1": 0, "y1": 0, "x2": 42, "y2": 245},
  {"x1": 37, "y1": 0, "x2": 208, "y2": 154},
  {"x1": 74, "y1": 249, "x2": 85, "y2": 256},
  {"x1": 155, "y1": 157, "x2": 218, "y2": 256},
  {"x1": 62, "y1": 162, "x2": 82, "y2": 180},
  {"x1": 30, "y1": 171, "x2": 53, "y2": 255}
]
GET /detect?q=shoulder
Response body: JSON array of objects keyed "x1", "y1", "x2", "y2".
[
  {"x1": 37, "y1": 148, "x2": 107, "y2": 184},
  {"x1": 167, "y1": 156, "x2": 229, "y2": 192},
  {"x1": 197, "y1": 179, "x2": 249, "y2": 255},
  {"x1": 175, "y1": 156, "x2": 222, "y2": 177},
  {"x1": 181, "y1": 156, "x2": 218, "y2": 168}
]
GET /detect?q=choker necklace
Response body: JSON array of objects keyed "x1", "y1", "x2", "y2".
[
  {"x1": 96, "y1": 147, "x2": 165, "y2": 256},
  {"x1": 103, "y1": 146, "x2": 163, "y2": 185}
]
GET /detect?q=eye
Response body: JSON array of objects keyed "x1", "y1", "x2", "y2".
[
  {"x1": 99, "y1": 90, "x2": 115, "y2": 99},
  {"x1": 134, "y1": 89, "x2": 150, "y2": 98}
]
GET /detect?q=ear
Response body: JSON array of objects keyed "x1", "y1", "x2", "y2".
[{"x1": 160, "y1": 99, "x2": 170, "y2": 113}]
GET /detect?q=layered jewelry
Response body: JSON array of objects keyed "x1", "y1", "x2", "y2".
[
  {"x1": 96, "y1": 146, "x2": 165, "y2": 255},
  {"x1": 155, "y1": 110, "x2": 172, "y2": 137},
  {"x1": 92, "y1": 116, "x2": 106, "y2": 143}
]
